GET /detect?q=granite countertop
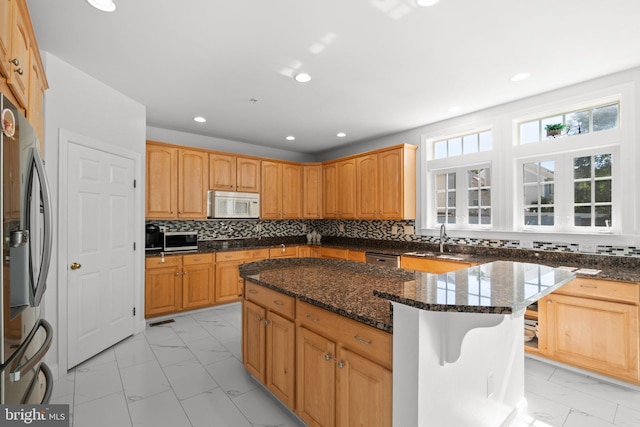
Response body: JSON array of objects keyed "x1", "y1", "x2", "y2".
[{"x1": 239, "y1": 258, "x2": 576, "y2": 332}]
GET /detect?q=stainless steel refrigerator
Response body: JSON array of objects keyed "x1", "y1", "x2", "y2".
[{"x1": 1, "y1": 92, "x2": 53, "y2": 404}]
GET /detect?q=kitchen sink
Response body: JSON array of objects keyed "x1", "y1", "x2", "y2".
[
  {"x1": 403, "y1": 251, "x2": 469, "y2": 261},
  {"x1": 435, "y1": 254, "x2": 469, "y2": 261}
]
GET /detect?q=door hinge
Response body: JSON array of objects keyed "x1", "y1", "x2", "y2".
[
  {"x1": 133, "y1": 179, "x2": 137, "y2": 188},
  {"x1": 133, "y1": 307, "x2": 136, "y2": 316}
]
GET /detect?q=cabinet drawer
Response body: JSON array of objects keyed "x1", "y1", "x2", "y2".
[
  {"x1": 146, "y1": 255, "x2": 182, "y2": 269},
  {"x1": 347, "y1": 250, "x2": 366, "y2": 263},
  {"x1": 182, "y1": 253, "x2": 213, "y2": 266},
  {"x1": 400, "y1": 256, "x2": 471, "y2": 273},
  {"x1": 555, "y1": 278, "x2": 639, "y2": 304},
  {"x1": 269, "y1": 245, "x2": 298, "y2": 258},
  {"x1": 296, "y1": 300, "x2": 392, "y2": 369},
  {"x1": 245, "y1": 282, "x2": 295, "y2": 319},
  {"x1": 320, "y1": 247, "x2": 348, "y2": 259},
  {"x1": 216, "y1": 248, "x2": 269, "y2": 262}
]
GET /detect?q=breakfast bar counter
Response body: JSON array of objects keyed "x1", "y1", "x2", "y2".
[{"x1": 239, "y1": 257, "x2": 576, "y2": 426}]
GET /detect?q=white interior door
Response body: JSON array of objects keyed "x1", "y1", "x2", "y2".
[{"x1": 67, "y1": 142, "x2": 135, "y2": 368}]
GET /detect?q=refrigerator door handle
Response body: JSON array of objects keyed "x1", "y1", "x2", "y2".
[{"x1": 2, "y1": 319, "x2": 53, "y2": 382}]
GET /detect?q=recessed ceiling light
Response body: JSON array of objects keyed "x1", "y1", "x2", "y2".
[
  {"x1": 86, "y1": 0, "x2": 117, "y2": 12},
  {"x1": 448, "y1": 106, "x2": 461, "y2": 112},
  {"x1": 416, "y1": 0, "x2": 440, "y2": 6},
  {"x1": 294, "y1": 73, "x2": 312, "y2": 83},
  {"x1": 337, "y1": 132, "x2": 347, "y2": 138},
  {"x1": 193, "y1": 116, "x2": 206, "y2": 123},
  {"x1": 286, "y1": 136, "x2": 296, "y2": 141},
  {"x1": 510, "y1": 72, "x2": 531, "y2": 82}
]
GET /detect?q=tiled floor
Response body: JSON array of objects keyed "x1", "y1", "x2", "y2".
[{"x1": 50, "y1": 302, "x2": 640, "y2": 427}]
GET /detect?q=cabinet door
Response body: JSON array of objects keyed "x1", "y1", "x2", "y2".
[
  {"x1": 243, "y1": 300, "x2": 266, "y2": 382},
  {"x1": 546, "y1": 293, "x2": 639, "y2": 381},
  {"x1": 337, "y1": 348, "x2": 392, "y2": 427},
  {"x1": 146, "y1": 144, "x2": 178, "y2": 219},
  {"x1": 356, "y1": 154, "x2": 378, "y2": 219},
  {"x1": 182, "y1": 263, "x2": 215, "y2": 309},
  {"x1": 297, "y1": 326, "x2": 336, "y2": 427},
  {"x1": 209, "y1": 153, "x2": 236, "y2": 191},
  {"x1": 7, "y1": 1, "x2": 30, "y2": 108},
  {"x1": 266, "y1": 311, "x2": 295, "y2": 410},
  {"x1": 281, "y1": 163, "x2": 301, "y2": 218},
  {"x1": 0, "y1": 0, "x2": 15, "y2": 78},
  {"x1": 145, "y1": 266, "x2": 182, "y2": 317},
  {"x1": 323, "y1": 163, "x2": 339, "y2": 218},
  {"x1": 178, "y1": 149, "x2": 208, "y2": 218},
  {"x1": 337, "y1": 159, "x2": 356, "y2": 219},
  {"x1": 215, "y1": 261, "x2": 243, "y2": 303},
  {"x1": 236, "y1": 157, "x2": 261, "y2": 193},
  {"x1": 261, "y1": 161, "x2": 282, "y2": 219},
  {"x1": 28, "y1": 49, "x2": 45, "y2": 151},
  {"x1": 302, "y1": 164, "x2": 323, "y2": 219},
  {"x1": 378, "y1": 148, "x2": 404, "y2": 219}
]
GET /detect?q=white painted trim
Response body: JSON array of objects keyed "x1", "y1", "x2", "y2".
[{"x1": 57, "y1": 129, "x2": 145, "y2": 375}]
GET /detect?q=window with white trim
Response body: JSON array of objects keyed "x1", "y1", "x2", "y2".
[
  {"x1": 435, "y1": 165, "x2": 492, "y2": 227},
  {"x1": 433, "y1": 130, "x2": 492, "y2": 159}
]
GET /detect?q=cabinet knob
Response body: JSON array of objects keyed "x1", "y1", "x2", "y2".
[
  {"x1": 547, "y1": 300, "x2": 552, "y2": 304},
  {"x1": 9, "y1": 58, "x2": 19, "y2": 66},
  {"x1": 337, "y1": 361, "x2": 345, "y2": 369},
  {"x1": 323, "y1": 353, "x2": 332, "y2": 361}
]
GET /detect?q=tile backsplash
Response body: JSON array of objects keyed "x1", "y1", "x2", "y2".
[{"x1": 146, "y1": 219, "x2": 640, "y2": 258}]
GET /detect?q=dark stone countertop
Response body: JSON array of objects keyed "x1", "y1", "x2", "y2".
[{"x1": 239, "y1": 258, "x2": 577, "y2": 333}]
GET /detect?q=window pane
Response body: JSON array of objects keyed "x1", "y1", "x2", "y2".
[
  {"x1": 436, "y1": 174, "x2": 446, "y2": 190},
  {"x1": 480, "y1": 189, "x2": 491, "y2": 206},
  {"x1": 574, "y1": 206, "x2": 591, "y2": 226},
  {"x1": 524, "y1": 186, "x2": 539, "y2": 205},
  {"x1": 480, "y1": 208, "x2": 491, "y2": 224},
  {"x1": 436, "y1": 192, "x2": 445, "y2": 207},
  {"x1": 468, "y1": 208, "x2": 479, "y2": 224},
  {"x1": 565, "y1": 110, "x2": 590, "y2": 136},
  {"x1": 437, "y1": 210, "x2": 447, "y2": 224},
  {"x1": 448, "y1": 173, "x2": 456, "y2": 189},
  {"x1": 479, "y1": 168, "x2": 490, "y2": 186},
  {"x1": 593, "y1": 104, "x2": 619, "y2": 131},
  {"x1": 468, "y1": 190, "x2": 479, "y2": 207},
  {"x1": 574, "y1": 182, "x2": 591, "y2": 203},
  {"x1": 468, "y1": 170, "x2": 478, "y2": 187},
  {"x1": 595, "y1": 180, "x2": 611, "y2": 203},
  {"x1": 595, "y1": 206, "x2": 611, "y2": 227},
  {"x1": 540, "y1": 208, "x2": 554, "y2": 225},
  {"x1": 520, "y1": 121, "x2": 539, "y2": 144},
  {"x1": 523, "y1": 163, "x2": 538, "y2": 183},
  {"x1": 479, "y1": 131, "x2": 492, "y2": 151},
  {"x1": 434, "y1": 141, "x2": 447, "y2": 159},
  {"x1": 574, "y1": 156, "x2": 591, "y2": 179},
  {"x1": 542, "y1": 184, "x2": 554, "y2": 204},
  {"x1": 463, "y1": 134, "x2": 478, "y2": 154},
  {"x1": 448, "y1": 209, "x2": 456, "y2": 223},
  {"x1": 540, "y1": 161, "x2": 555, "y2": 181},
  {"x1": 541, "y1": 116, "x2": 563, "y2": 140},
  {"x1": 448, "y1": 192, "x2": 456, "y2": 207},
  {"x1": 594, "y1": 154, "x2": 612, "y2": 177},
  {"x1": 449, "y1": 138, "x2": 462, "y2": 156},
  {"x1": 524, "y1": 208, "x2": 538, "y2": 226}
]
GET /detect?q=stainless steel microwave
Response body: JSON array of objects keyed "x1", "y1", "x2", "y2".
[
  {"x1": 163, "y1": 231, "x2": 198, "y2": 252},
  {"x1": 208, "y1": 191, "x2": 260, "y2": 219}
]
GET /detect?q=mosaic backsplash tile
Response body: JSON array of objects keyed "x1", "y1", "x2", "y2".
[{"x1": 145, "y1": 219, "x2": 639, "y2": 258}]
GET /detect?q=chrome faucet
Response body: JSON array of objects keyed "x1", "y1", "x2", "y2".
[{"x1": 439, "y1": 223, "x2": 447, "y2": 253}]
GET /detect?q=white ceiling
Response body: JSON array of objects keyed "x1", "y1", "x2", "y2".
[{"x1": 26, "y1": 0, "x2": 640, "y2": 154}]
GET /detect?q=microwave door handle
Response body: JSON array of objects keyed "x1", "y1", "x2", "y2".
[{"x1": 29, "y1": 148, "x2": 53, "y2": 307}]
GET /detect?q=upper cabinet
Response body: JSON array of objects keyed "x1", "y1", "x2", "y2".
[
  {"x1": 0, "y1": 0, "x2": 14, "y2": 79},
  {"x1": 356, "y1": 146, "x2": 417, "y2": 220},
  {"x1": 146, "y1": 142, "x2": 208, "y2": 219},
  {"x1": 209, "y1": 153, "x2": 261, "y2": 193},
  {"x1": 323, "y1": 159, "x2": 356, "y2": 219},
  {"x1": 302, "y1": 163, "x2": 322, "y2": 219},
  {"x1": 6, "y1": 0, "x2": 30, "y2": 108},
  {"x1": 261, "y1": 160, "x2": 301, "y2": 219}
]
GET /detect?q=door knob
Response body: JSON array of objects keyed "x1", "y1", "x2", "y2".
[{"x1": 70, "y1": 262, "x2": 81, "y2": 270}]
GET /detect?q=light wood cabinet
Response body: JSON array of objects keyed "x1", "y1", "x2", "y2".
[
  {"x1": 356, "y1": 146, "x2": 416, "y2": 220},
  {"x1": 302, "y1": 163, "x2": 323, "y2": 219},
  {"x1": 244, "y1": 282, "x2": 296, "y2": 410},
  {"x1": 0, "y1": 0, "x2": 14, "y2": 79},
  {"x1": 145, "y1": 254, "x2": 215, "y2": 317},
  {"x1": 296, "y1": 300, "x2": 392, "y2": 427},
  {"x1": 322, "y1": 162, "x2": 338, "y2": 219},
  {"x1": 146, "y1": 142, "x2": 208, "y2": 219},
  {"x1": 215, "y1": 249, "x2": 269, "y2": 303},
  {"x1": 209, "y1": 153, "x2": 261, "y2": 193},
  {"x1": 299, "y1": 245, "x2": 321, "y2": 258},
  {"x1": 261, "y1": 160, "x2": 301, "y2": 219},
  {"x1": 320, "y1": 247, "x2": 365, "y2": 263},
  {"x1": 323, "y1": 159, "x2": 356, "y2": 219},
  {"x1": 269, "y1": 245, "x2": 299, "y2": 258},
  {"x1": 540, "y1": 277, "x2": 640, "y2": 383},
  {"x1": 6, "y1": 0, "x2": 30, "y2": 108},
  {"x1": 400, "y1": 256, "x2": 473, "y2": 273}
]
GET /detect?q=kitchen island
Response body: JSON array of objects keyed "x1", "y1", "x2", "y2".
[{"x1": 239, "y1": 258, "x2": 576, "y2": 427}]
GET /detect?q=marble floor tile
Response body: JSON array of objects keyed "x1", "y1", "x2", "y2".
[
  {"x1": 204, "y1": 356, "x2": 258, "y2": 397},
  {"x1": 614, "y1": 403, "x2": 640, "y2": 427},
  {"x1": 127, "y1": 389, "x2": 191, "y2": 427},
  {"x1": 167, "y1": 316, "x2": 212, "y2": 343},
  {"x1": 523, "y1": 390, "x2": 571, "y2": 426},
  {"x1": 162, "y1": 358, "x2": 219, "y2": 400},
  {"x1": 148, "y1": 337, "x2": 194, "y2": 367},
  {"x1": 120, "y1": 359, "x2": 172, "y2": 402},
  {"x1": 73, "y1": 360, "x2": 123, "y2": 406},
  {"x1": 73, "y1": 391, "x2": 131, "y2": 427},
  {"x1": 185, "y1": 335, "x2": 234, "y2": 365},
  {"x1": 232, "y1": 387, "x2": 306, "y2": 427},
  {"x1": 562, "y1": 410, "x2": 618, "y2": 427},
  {"x1": 220, "y1": 336, "x2": 242, "y2": 360},
  {"x1": 181, "y1": 388, "x2": 252, "y2": 427},
  {"x1": 114, "y1": 333, "x2": 157, "y2": 369}
]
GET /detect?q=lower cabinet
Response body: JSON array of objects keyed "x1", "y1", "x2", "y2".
[
  {"x1": 215, "y1": 249, "x2": 269, "y2": 303},
  {"x1": 399, "y1": 255, "x2": 473, "y2": 273},
  {"x1": 145, "y1": 254, "x2": 214, "y2": 318},
  {"x1": 541, "y1": 277, "x2": 639, "y2": 382}
]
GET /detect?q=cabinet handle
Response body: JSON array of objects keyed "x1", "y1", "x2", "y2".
[
  {"x1": 354, "y1": 335, "x2": 372, "y2": 345},
  {"x1": 247, "y1": 289, "x2": 258, "y2": 294},
  {"x1": 264, "y1": 320, "x2": 271, "y2": 326},
  {"x1": 14, "y1": 68, "x2": 23, "y2": 75},
  {"x1": 580, "y1": 284, "x2": 598, "y2": 289},
  {"x1": 547, "y1": 300, "x2": 552, "y2": 304},
  {"x1": 257, "y1": 316, "x2": 264, "y2": 322},
  {"x1": 306, "y1": 314, "x2": 320, "y2": 322},
  {"x1": 323, "y1": 353, "x2": 332, "y2": 361},
  {"x1": 175, "y1": 272, "x2": 181, "y2": 276},
  {"x1": 273, "y1": 300, "x2": 284, "y2": 306},
  {"x1": 183, "y1": 271, "x2": 187, "y2": 275},
  {"x1": 337, "y1": 361, "x2": 345, "y2": 369},
  {"x1": 9, "y1": 58, "x2": 19, "y2": 66}
]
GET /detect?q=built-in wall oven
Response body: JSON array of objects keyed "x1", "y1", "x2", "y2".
[{"x1": 1, "y1": 93, "x2": 54, "y2": 404}]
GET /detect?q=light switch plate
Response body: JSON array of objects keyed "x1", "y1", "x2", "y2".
[
  {"x1": 301, "y1": 224, "x2": 306, "y2": 232},
  {"x1": 391, "y1": 225, "x2": 398, "y2": 235},
  {"x1": 338, "y1": 223, "x2": 345, "y2": 232},
  {"x1": 403, "y1": 225, "x2": 414, "y2": 235}
]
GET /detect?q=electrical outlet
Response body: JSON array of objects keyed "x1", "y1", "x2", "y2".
[
  {"x1": 520, "y1": 240, "x2": 534, "y2": 249},
  {"x1": 391, "y1": 225, "x2": 398, "y2": 235},
  {"x1": 403, "y1": 225, "x2": 414, "y2": 235},
  {"x1": 301, "y1": 224, "x2": 306, "y2": 232},
  {"x1": 339, "y1": 224, "x2": 345, "y2": 232},
  {"x1": 579, "y1": 243, "x2": 598, "y2": 253},
  {"x1": 487, "y1": 372, "x2": 494, "y2": 398}
]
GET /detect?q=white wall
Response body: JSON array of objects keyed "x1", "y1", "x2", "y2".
[
  {"x1": 147, "y1": 126, "x2": 315, "y2": 163},
  {"x1": 41, "y1": 52, "x2": 147, "y2": 378}
]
